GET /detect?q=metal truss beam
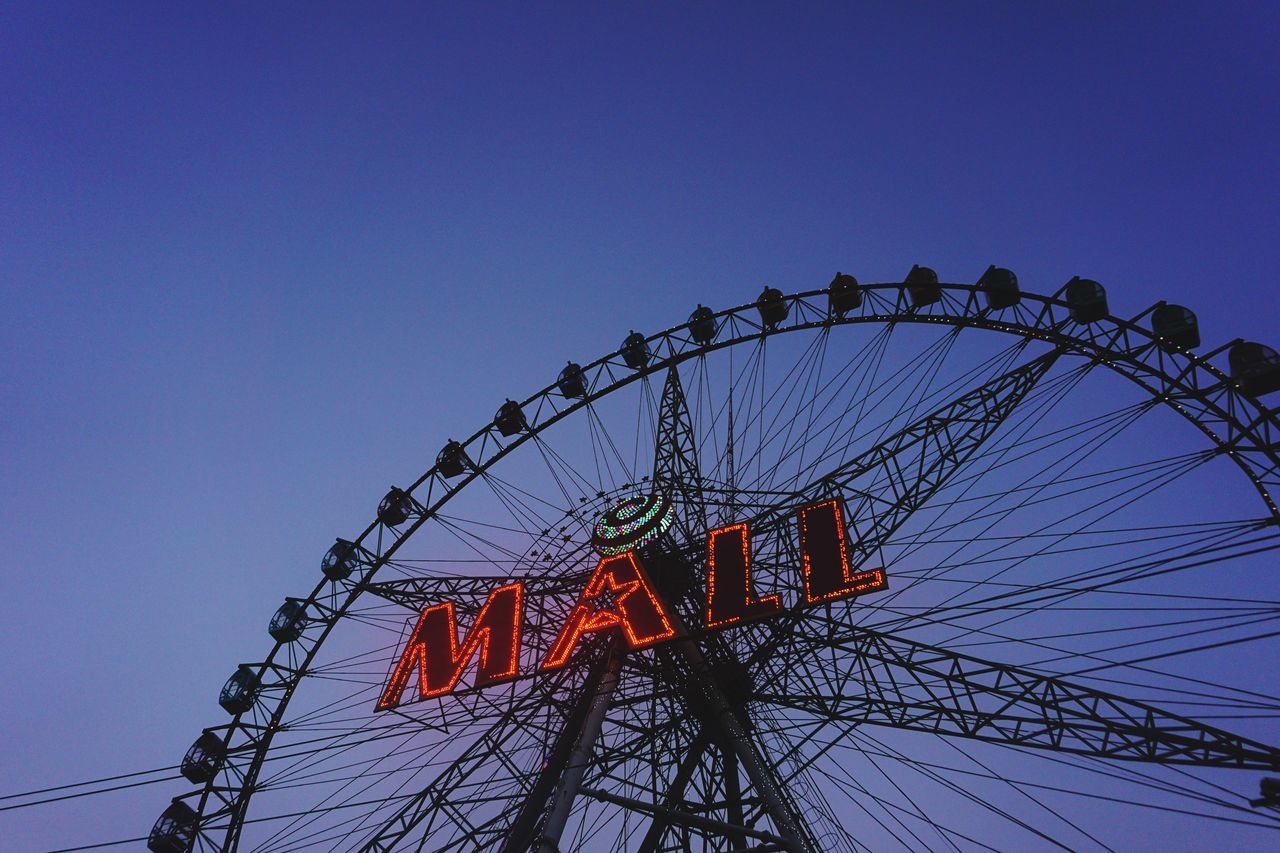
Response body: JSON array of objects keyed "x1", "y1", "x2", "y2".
[
  {"x1": 654, "y1": 364, "x2": 708, "y2": 542},
  {"x1": 635, "y1": 730, "x2": 711, "y2": 853},
  {"x1": 671, "y1": 635, "x2": 819, "y2": 853},
  {"x1": 647, "y1": 362, "x2": 817, "y2": 852},
  {"x1": 756, "y1": 621, "x2": 1280, "y2": 770},
  {"x1": 360, "y1": 572, "x2": 587, "y2": 614},
  {"x1": 747, "y1": 348, "x2": 1061, "y2": 556},
  {"x1": 580, "y1": 786, "x2": 789, "y2": 847},
  {"x1": 740, "y1": 351, "x2": 1060, "y2": 681}
]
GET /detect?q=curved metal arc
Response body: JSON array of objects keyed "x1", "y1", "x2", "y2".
[
  {"x1": 425, "y1": 283, "x2": 1274, "y2": 519},
  {"x1": 188, "y1": 282, "x2": 1280, "y2": 849}
]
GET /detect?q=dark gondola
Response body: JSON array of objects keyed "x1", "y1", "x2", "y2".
[
  {"x1": 148, "y1": 801, "x2": 197, "y2": 853},
  {"x1": 321, "y1": 538, "x2": 358, "y2": 580},
  {"x1": 436, "y1": 440, "x2": 470, "y2": 477},
  {"x1": 269, "y1": 599, "x2": 307, "y2": 643},
  {"x1": 180, "y1": 731, "x2": 226, "y2": 784},
  {"x1": 619, "y1": 331, "x2": 650, "y2": 369},
  {"x1": 218, "y1": 666, "x2": 261, "y2": 715},
  {"x1": 557, "y1": 362, "x2": 587, "y2": 398},
  {"x1": 377, "y1": 487, "x2": 412, "y2": 526},
  {"x1": 979, "y1": 266, "x2": 1020, "y2": 310},
  {"x1": 688, "y1": 304, "x2": 717, "y2": 344},
  {"x1": 905, "y1": 265, "x2": 942, "y2": 307},
  {"x1": 1230, "y1": 341, "x2": 1280, "y2": 396},
  {"x1": 756, "y1": 286, "x2": 788, "y2": 328},
  {"x1": 1151, "y1": 303, "x2": 1200, "y2": 349},
  {"x1": 1065, "y1": 277, "x2": 1108, "y2": 323},
  {"x1": 494, "y1": 399, "x2": 528, "y2": 436},
  {"x1": 828, "y1": 272, "x2": 862, "y2": 316}
]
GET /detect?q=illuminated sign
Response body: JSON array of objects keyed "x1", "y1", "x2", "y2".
[
  {"x1": 706, "y1": 521, "x2": 780, "y2": 628},
  {"x1": 798, "y1": 500, "x2": 885, "y2": 603},
  {"x1": 591, "y1": 493, "x2": 674, "y2": 555},
  {"x1": 377, "y1": 497, "x2": 886, "y2": 709},
  {"x1": 542, "y1": 551, "x2": 678, "y2": 670},
  {"x1": 377, "y1": 582, "x2": 524, "y2": 709}
]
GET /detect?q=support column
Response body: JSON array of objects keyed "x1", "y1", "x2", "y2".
[
  {"x1": 537, "y1": 650, "x2": 622, "y2": 851},
  {"x1": 674, "y1": 635, "x2": 818, "y2": 853}
]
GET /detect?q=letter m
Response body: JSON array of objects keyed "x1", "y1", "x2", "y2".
[{"x1": 376, "y1": 582, "x2": 524, "y2": 710}]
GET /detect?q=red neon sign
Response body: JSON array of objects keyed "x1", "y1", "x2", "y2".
[
  {"x1": 377, "y1": 497, "x2": 884, "y2": 709},
  {"x1": 706, "y1": 521, "x2": 781, "y2": 628},
  {"x1": 377, "y1": 581, "x2": 524, "y2": 709},
  {"x1": 542, "y1": 552, "x2": 679, "y2": 671},
  {"x1": 798, "y1": 499, "x2": 886, "y2": 603}
]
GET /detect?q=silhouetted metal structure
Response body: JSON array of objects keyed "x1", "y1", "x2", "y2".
[{"x1": 152, "y1": 273, "x2": 1280, "y2": 851}]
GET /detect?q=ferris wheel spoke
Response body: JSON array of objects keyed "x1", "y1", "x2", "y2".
[
  {"x1": 573, "y1": 676, "x2": 816, "y2": 853},
  {"x1": 754, "y1": 621, "x2": 1280, "y2": 773},
  {"x1": 807, "y1": 349, "x2": 1061, "y2": 561},
  {"x1": 607, "y1": 637, "x2": 825, "y2": 851},
  {"x1": 751, "y1": 700, "x2": 1029, "y2": 852},
  {"x1": 630, "y1": 730, "x2": 715, "y2": 853},
  {"x1": 831, "y1": 725, "x2": 1110, "y2": 850},
  {"x1": 581, "y1": 783, "x2": 792, "y2": 849},
  {"x1": 358, "y1": 662, "x2": 588, "y2": 850},
  {"x1": 863, "y1": 523, "x2": 1280, "y2": 687},
  {"x1": 721, "y1": 347, "x2": 1064, "y2": 574},
  {"x1": 702, "y1": 351, "x2": 1068, "y2": 697},
  {"x1": 739, "y1": 325, "x2": 1026, "y2": 505},
  {"x1": 360, "y1": 572, "x2": 586, "y2": 616}
]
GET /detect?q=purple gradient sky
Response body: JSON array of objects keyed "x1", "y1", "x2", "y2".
[{"x1": 2, "y1": 2, "x2": 1278, "y2": 849}]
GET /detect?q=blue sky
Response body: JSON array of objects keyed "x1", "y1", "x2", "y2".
[{"x1": 2, "y1": 2, "x2": 1279, "y2": 849}]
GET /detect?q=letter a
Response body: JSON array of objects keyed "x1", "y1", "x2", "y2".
[
  {"x1": 377, "y1": 582, "x2": 524, "y2": 710},
  {"x1": 542, "y1": 552, "x2": 679, "y2": 671},
  {"x1": 798, "y1": 499, "x2": 887, "y2": 604}
]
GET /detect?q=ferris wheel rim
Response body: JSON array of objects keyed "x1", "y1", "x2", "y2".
[{"x1": 175, "y1": 279, "x2": 1280, "y2": 850}]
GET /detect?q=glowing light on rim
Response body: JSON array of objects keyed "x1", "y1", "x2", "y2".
[{"x1": 591, "y1": 493, "x2": 674, "y2": 555}]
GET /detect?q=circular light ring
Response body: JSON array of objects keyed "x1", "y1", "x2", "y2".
[{"x1": 592, "y1": 493, "x2": 674, "y2": 555}]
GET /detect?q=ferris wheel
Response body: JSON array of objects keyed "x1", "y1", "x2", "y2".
[{"x1": 149, "y1": 268, "x2": 1280, "y2": 852}]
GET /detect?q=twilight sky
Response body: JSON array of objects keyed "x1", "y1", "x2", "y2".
[{"x1": 2, "y1": 2, "x2": 1279, "y2": 849}]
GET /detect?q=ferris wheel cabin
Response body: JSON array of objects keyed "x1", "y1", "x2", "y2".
[
  {"x1": 1151, "y1": 303, "x2": 1201, "y2": 349},
  {"x1": 218, "y1": 666, "x2": 261, "y2": 715},
  {"x1": 619, "y1": 331, "x2": 650, "y2": 369},
  {"x1": 1064, "y1": 277, "x2": 1108, "y2": 323},
  {"x1": 436, "y1": 440, "x2": 471, "y2": 477},
  {"x1": 269, "y1": 599, "x2": 308, "y2": 643},
  {"x1": 905, "y1": 264, "x2": 941, "y2": 306},
  {"x1": 557, "y1": 362, "x2": 587, "y2": 398},
  {"x1": 180, "y1": 730, "x2": 226, "y2": 784},
  {"x1": 979, "y1": 266, "x2": 1021, "y2": 310},
  {"x1": 756, "y1": 286, "x2": 788, "y2": 328},
  {"x1": 494, "y1": 399, "x2": 529, "y2": 435},
  {"x1": 688, "y1": 304, "x2": 717, "y2": 344},
  {"x1": 377, "y1": 487, "x2": 412, "y2": 526},
  {"x1": 828, "y1": 273, "x2": 862, "y2": 316},
  {"x1": 148, "y1": 800, "x2": 197, "y2": 853},
  {"x1": 321, "y1": 538, "x2": 358, "y2": 580},
  {"x1": 1230, "y1": 341, "x2": 1280, "y2": 397}
]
